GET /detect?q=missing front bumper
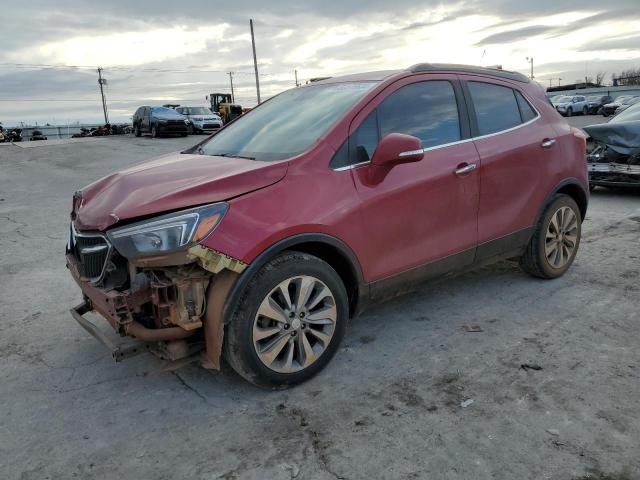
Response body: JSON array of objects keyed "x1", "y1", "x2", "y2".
[{"x1": 70, "y1": 301, "x2": 151, "y2": 362}]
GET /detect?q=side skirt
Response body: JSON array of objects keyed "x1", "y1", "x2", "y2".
[{"x1": 366, "y1": 227, "x2": 534, "y2": 305}]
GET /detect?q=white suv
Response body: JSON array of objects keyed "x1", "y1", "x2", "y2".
[
  {"x1": 175, "y1": 106, "x2": 223, "y2": 133},
  {"x1": 552, "y1": 95, "x2": 588, "y2": 117}
]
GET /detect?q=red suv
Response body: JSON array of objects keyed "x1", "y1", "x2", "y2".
[{"x1": 67, "y1": 64, "x2": 588, "y2": 387}]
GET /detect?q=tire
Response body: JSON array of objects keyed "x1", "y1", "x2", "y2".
[
  {"x1": 224, "y1": 252, "x2": 348, "y2": 388},
  {"x1": 151, "y1": 124, "x2": 159, "y2": 138},
  {"x1": 589, "y1": 183, "x2": 596, "y2": 192},
  {"x1": 582, "y1": 106, "x2": 588, "y2": 116},
  {"x1": 566, "y1": 107, "x2": 573, "y2": 117},
  {"x1": 134, "y1": 124, "x2": 141, "y2": 137},
  {"x1": 520, "y1": 194, "x2": 582, "y2": 279}
]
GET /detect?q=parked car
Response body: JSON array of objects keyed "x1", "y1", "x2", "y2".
[
  {"x1": 601, "y1": 95, "x2": 636, "y2": 117},
  {"x1": 132, "y1": 106, "x2": 190, "y2": 138},
  {"x1": 175, "y1": 106, "x2": 223, "y2": 133},
  {"x1": 29, "y1": 130, "x2": 47, "y2": 141},
  {"x1": 613, "y1": 96, "x2": 640, "y2": 116},
  {"x1": 585, "y1": 108, "x2": 640, "y2": 190},
  {"x1": 553, "y1": 95, "x2": 588, "y2": 116},
  {"x1": 585, "y1": 94, "x2": 612, "y2": 114},
  {"x1": 67, "y1": 64, "x2": 588, "y2": 387}
]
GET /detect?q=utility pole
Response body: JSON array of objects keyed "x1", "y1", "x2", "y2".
[
  {"x1": 526, "y1": 57, "x2": 534, "y2": 80},
  {"x1": 558, "y1": 78, "x2": 562, "y2": 87},
  {"x1": 97, "y1": 67, "x2": 109, "y2": 124},
  {"x1": 250, "y1": 19, "x2": 261, "y2": 104},
  {"x1": 295, "y1": 69, "x2": 299, "y2": 87},
  {"x1": 228, "y1": 71, "x2": 235, "y2": 103}
]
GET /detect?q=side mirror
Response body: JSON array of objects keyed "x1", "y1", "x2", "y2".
[{"x1": 370, "y1": 133, "x2": 424, "y2": 169}]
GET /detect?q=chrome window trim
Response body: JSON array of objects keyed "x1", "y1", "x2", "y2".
[
  {"x1": 70, "y1": 223, "x2": 113, "y2": 284},
  {"x1": 331, "y1": 95, "x2": 541, "y2": 171}
]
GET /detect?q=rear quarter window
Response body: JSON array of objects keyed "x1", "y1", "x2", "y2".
[{"x1": 515, "y1": 91, "x2": 537, "y2": 122}]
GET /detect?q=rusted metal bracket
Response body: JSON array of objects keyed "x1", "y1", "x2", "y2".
[{"x1": 71, "y1": 301, "x2": 149, "y2": 362}]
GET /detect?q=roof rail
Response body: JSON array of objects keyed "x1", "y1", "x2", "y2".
[{"x1": 408, "y1": 63, "x2": 530, "y2": 83}]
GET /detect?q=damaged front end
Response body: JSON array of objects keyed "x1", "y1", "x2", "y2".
[
  {"x1": 67, "y1": 201, "x2": 246, "y2": 368},
  {"x1": 584, "y1": 122, "x2": 640, "y2": 188}
]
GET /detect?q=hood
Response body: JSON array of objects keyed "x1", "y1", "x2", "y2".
[
  {"x1": 74, "y1": 153, "x2": 288, "y2": 231},
  {"x1": 583, "y1": 121, "x2": 640, "y2": 156}
]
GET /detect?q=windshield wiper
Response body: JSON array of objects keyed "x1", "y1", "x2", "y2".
[{"x1": 213, "y1": 152, "x2": 256, "y2": 160}]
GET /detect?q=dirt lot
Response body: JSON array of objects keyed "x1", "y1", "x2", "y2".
[{"x1": 1, "y1": 127, "x2": 639, "y2": 480}]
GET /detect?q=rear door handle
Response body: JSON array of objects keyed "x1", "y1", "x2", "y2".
[
  {"x1": 455, "y1": 163, "x2": 477, "y2": 176},
  {"x1": 541, "y1": 138, "x2": 556, "y2": 148}
]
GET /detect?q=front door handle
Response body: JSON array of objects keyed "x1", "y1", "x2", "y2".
[
  {"x1": 455, "y1": 163, "x2": 477, "y2": 176},
  {"x1": 541, "y1": 138, "x2": 556, "y2": 148}
]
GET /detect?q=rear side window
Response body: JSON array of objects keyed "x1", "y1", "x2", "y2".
[
  {"x1": 378, "y1": 81, "x2": 461, "y2": 148},
  {"x1": 515, "y1": 91, "x2": 537, "y2": 122},
  {"x1": 468, "y1": 82, "x2": 522, "y2": 136}
]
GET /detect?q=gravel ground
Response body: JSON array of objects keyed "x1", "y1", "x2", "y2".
[{"x1": 0, "y1": 129, "x2": 638, "y2": 480}]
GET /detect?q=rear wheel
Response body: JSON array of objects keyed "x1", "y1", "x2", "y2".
[
  {"x1": 520, "y1": 194, "x2": 581, "y2": 279},
  {"x1": 151, "y1": 124, "x2": 159, "y2": 138},
  {"x1": 133, "y1": 124, "x2": 141, "y2": 137},
  {"x1": 224, "y1": 252, "x2": 348, "y2": 388}
]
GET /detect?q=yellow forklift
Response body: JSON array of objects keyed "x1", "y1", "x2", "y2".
[{"x1": 207, "y1": 93, "x2": 243, "y2": 124}]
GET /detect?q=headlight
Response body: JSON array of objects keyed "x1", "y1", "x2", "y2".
[
  {"x1": 107, "y1": 203, "x2": 228, "y2": 258},
  {"x1": 184, "y1": 119, "x2": 190, "y2": 124},
  {"x1": 158, "y1": 119, "x2": 168, "y2": 124}
]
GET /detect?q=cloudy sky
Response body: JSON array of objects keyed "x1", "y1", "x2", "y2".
[{"x1": 1, "y1": 0, "x2": 639, "y2": 125}]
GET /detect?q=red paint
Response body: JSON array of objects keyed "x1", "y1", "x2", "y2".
[
  {"x1": 74, "y1": 66, "x2": 587, "y2": 284},
  {"x1": 74, "y1": 153, "x2": 287, "y2": 230}
]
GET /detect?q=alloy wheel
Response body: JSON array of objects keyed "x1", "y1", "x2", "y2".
[
  {"x1": 544, "y1": 206, "x2": 578, "y2": 269},
  {"x1": 252, "y1": 275, "x2": 337, "y2": 374}
]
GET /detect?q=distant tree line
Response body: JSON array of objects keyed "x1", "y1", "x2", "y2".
[{"x1": 612, "y1": 67, "x2": 640, "y2": 86}]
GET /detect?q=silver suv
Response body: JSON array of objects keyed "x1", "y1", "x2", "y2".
[
  {"x1": 175, "y1": 106, "x2": 223, "y2": 133},
  {"x1": 552, "y1": 95, "x2": 588, "y2": 117}
]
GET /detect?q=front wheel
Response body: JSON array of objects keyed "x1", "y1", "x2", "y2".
[
  {"x1": 224, "y1": 252, "x2": 348, "y2": 388},
  {"x1": 583, "y1": 106, "x2": 588, "y2": 115},
  {"x1": 520, "y1": 194, "x2": 581, "y2": 279},
  {"x1": 151, "y1": 124, "x2": 159, "y2": 138},
  {"x1": 133, "y1": 124, "x2": 141, "y2": 137},
  {"x1": 566, "y1": 107, "x2": 573, "y2": 117}
]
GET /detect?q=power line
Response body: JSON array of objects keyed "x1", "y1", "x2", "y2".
[{"x1": 0, "y1": 62, "x2": 270, "y2": 75}]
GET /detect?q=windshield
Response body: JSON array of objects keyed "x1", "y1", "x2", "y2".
[
  {"x1": 186, "y1": 107, "x2": 213, "y2": 115},
  {"x1": 151, "y1": 107, "x2": 181, "y2": 115},
  {"x1": 556, "y1": 96, "x2": 572, "y2": 102},
  {"x1": 610, "y1": 103, "x2": 640, "y2": 123},
  {"x1": 587, "y1": 96, "x2": 601, "y2": 102},
  {"x1": 198, "y1": 81, "x2": 378, "y2": 161},
  {"x1": 623, "y1": 96, "x2": 640, "y2": 105}
]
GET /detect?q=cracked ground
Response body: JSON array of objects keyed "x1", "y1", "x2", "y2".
[{"x1": 1, "y1": 131, "x2": 639, "y2": 480}]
